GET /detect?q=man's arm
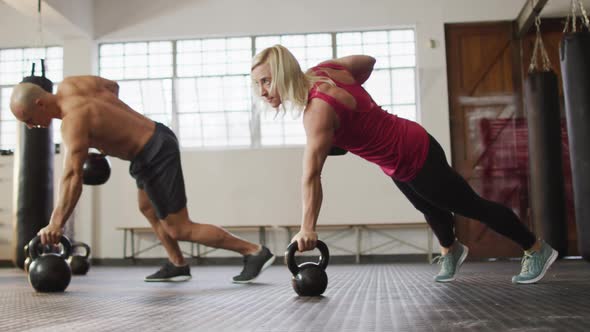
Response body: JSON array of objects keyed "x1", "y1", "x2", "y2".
[
  {"x1": 331, "y1": 55, "x2": 376, "y2": 84},
  {"x1": 295, "y1": 98, "x2": 336, "y2": 251},
  {"x1": 42, "y1": 115, "x2": 89, "y2": 244}
]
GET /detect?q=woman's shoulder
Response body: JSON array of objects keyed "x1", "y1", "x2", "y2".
[{"x1": 309, "y1": 81, "x2": 357, "y2": 111}]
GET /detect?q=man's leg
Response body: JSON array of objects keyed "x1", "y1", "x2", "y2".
[
  {"x1": 138, "y1": 189, "x2": 185, "y2": 264},
  {"x1": 138, "y1": 189, "x2": 191, "y2": 282},
  {"x1": 161, "y1": 207, "x2": 260, "y2": 255},
  {"x1": 161, "y1": 208, "x2": 275, "y2": 283},
  {"x1": 140, "y1": 123, "x2": 274, "y2": 283}
]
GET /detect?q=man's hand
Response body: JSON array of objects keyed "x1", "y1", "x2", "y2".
[
  {"x1": 291, "y1": 229, "x2": 318, "y2": 252},
  {"x1": 38, "y1": 223, "x2": 64, "y2": 245}
]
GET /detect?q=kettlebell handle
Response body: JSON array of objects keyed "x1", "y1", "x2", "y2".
[
  {"x1": 88, "y1": 151, "x2": 107, "y2": 159},
  {"x1": 28, "y1": 235, "x2": 73, "y2": 260},
  {"x1": 72, "y1": 242, "x2": 91, "y2": 258},
  {"x1": 285, "y1": 240, "x2": 330, "y2": 276}
]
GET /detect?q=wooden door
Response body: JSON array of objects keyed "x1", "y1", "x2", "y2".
[{"x1": 446, "y1": 22, "x2": 526, "y2": 258}]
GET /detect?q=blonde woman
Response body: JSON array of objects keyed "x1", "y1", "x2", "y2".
[{"x1": 251, "y1": 45, "x2": 557, "y2": 284}]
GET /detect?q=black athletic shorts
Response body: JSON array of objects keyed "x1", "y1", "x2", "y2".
[{"x1": 129, "y1": 122, "x2": 187, "y2": 219}]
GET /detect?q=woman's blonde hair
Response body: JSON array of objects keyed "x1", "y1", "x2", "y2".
[{"x1": 251, "y1": 45, "x2": 333, "y2": 115}]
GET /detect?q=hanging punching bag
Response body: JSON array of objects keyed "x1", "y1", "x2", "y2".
[
  {"x1": 11, "y1": 61, "x2": 54, "y2": 269},
  {"x1": 525, "y1": 18, "x2": 568, "y2": 257},
  {"x1": 560, "y1": 30, "x2": 590, "y2": 261},
  {"x1": 525, "y1": 71, "x2": 568, "y2": 256}
]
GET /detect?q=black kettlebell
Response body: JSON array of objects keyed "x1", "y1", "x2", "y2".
[
  {"x1": 68, "y1": 242, "x2": 91, "y2": 275},
  {"x1": 23, "y1": 244, "x2": 32, "y2": 273},
  {"x1": 285, "y1": 240, "x2": 330, "y2": 296},
  {"x1": 83, "y1": 152, "x2": 111, "y2": 185},
  {"x1": 28, "y1": 235, "x2": 73, "y2": 293},
  {"x1": 23, "y1": 242, "x2": 57, "y2": 272}
]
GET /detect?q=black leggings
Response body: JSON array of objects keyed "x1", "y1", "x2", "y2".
[{"x1": 393, "y1": 135, "x2": 536, "y2": 250}]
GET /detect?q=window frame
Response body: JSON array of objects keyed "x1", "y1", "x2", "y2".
[
  {"x1": 96, "y1": 27, "x2": 419, "y2": 151},
  {"x1": 0, "y1": 46, "x2": 64, "y2": 150}
]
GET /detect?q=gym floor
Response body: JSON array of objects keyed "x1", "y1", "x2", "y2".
[{"x1": 1, "y1": 260, "x2": 589, "y2": 332}]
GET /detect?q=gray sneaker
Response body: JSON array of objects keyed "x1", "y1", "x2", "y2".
[
  {"x1": 512, "y1": 241, "x2": 558, "y2": 284},
  {"x1": 433, "y1": 242, "x2": 469, "y2": 283},
  {"x1": 232, "y1": 246, "x2": 275, "y2": 284},
  {"x1": 144, "y1": 261, "x2": 192, "y2": 282}
]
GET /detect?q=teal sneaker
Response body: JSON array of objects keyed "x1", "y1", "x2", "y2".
[
  {"x1": 512, "y1": 241, "x2": 558, "y2": 284},
  {"x1": 432, "y1": 242, "x2": 469, "y2": 282}
]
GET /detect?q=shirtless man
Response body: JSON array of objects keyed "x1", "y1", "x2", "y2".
[{"x1": 9, "y1": 76, "x2": 275, "y2": 283}]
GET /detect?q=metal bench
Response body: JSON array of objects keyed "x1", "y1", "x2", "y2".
[
  {"x1": 117, "y1": 225, "x2": 271, "y2": 260},
  {"x1": 280, "y1": 222, "x2": 433, "y2": 263}
]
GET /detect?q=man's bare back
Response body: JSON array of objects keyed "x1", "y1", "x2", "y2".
[{"x1": 57, "y1": 76, "x2": 155, "y2": 160}]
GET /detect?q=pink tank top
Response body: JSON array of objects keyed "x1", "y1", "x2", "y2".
[{"x1": 308, "y1": 63, "x2": 430, "y2": 181}]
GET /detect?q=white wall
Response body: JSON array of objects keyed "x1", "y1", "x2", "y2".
[
  {"x1": 0, "y1": 155, "x2": 13, "y2": 259},
  {"x1": 1, "y1": 0, "x2": 536, "y2": 260}
]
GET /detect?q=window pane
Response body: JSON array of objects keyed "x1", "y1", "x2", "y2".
[
  {"x1": 336, "y1": 29, "x2": 417, "y2": 120},
  {"x1": 177, "y1": 37, "x2": 250, "y2": 78},
  {"x1": 392, "y1": 104, "x2": 416, "y2": 121},
  {"x1": 0, "y1": 87, "x2": 16, "y2": 150},
  {"x1": 118, "y1": 79, "x2": 172, "y2": 126},
  {"x1": 202, "y1": 113, "x2": 228, "y2": 147},
  {"x1": 260, "y1": 110, "x2": 305, "y2": 146},
  {"x1": 391, "y1": 68, "x2": 415, "y2": 104},
  {"x1": 0, "y1": 47, "x2": 64, "y2": 149},
  {"x1": 178, "y1": 113, "x2": 203, "y2": 148},
  {"x1": 0, "y1": 120, "x2": 16, "y2": 150},
  {"x1": 175, "y1": 73, "x2": 251, "y2": 147},
  {"x1": 227, "y1": 112, "x2": 251, "y2": 146},
  {"x1": 99, "y1": 41, "x2": 172, "y2": 80},
  {"x1": 363, "y1": 69, "x2": 391, "y2": 106}
]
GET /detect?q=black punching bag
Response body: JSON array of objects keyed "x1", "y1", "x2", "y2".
[
  {"x1": 11, "y1": 61, "x2": 54, "y2": 269},
  {"x1": 560, "y1": 32, "x2": 590, "y2": 261},
  {"x1": 525, "y1": 71, "x2": 567, "y2": 256}
]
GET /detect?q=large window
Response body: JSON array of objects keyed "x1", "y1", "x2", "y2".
[
  {"x1": 337, "y1": 30, "x2": 416, "y2": 121},
  {"x1": 99, "y1": 41, "x2": 174, "y2": 127},
  {"x1": 99, "y1": 29, "x2": 417, "y2": 149},
  {"x1": 176, "y1": 38, "x2": 252, "y2": 147},
  {"x1": 0, "y1": 47, "x2": 63, "y2": 150}
]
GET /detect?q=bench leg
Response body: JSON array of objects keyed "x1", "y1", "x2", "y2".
[
  {"x1": 355, "y1": 226, "x2": 361, "y2": 264},
  {"x1": 123, "y1": 229, "x2": 128, "y2": 259},
  {"x1": 131, "y1": 230, "x2": 135, "y2": 262},
  {"x1": 259, "y1": 226, "x2": 266, "y2": 246},
  {"x1": 286, "y1": 227, "x2": 292, "y2": 248}
]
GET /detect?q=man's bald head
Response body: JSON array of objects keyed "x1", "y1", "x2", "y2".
[{"x1": 10, "y1": 82, "x2": 49, "y2": 120}]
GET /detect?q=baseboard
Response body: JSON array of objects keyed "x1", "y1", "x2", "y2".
[
  {"x1": 2, "y1": 255, "x2": 581, "y2": 268},
  {"x1": 2, "y1": 254, "x2": 429, "y2": 268},
  {"x1": 91, "y1": 254, "x2": 431, "y2": 266},
  {"x1": 0, "y1": 260, "x2": 15, "y2": 268}
]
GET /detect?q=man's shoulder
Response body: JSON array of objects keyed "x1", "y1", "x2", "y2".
[
  {"x1": 58, "y1": 76, "x2": 100, "y2": 92},
  {"x1": 56, "y1": 79, "x2": 80, "y2": 95}
]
